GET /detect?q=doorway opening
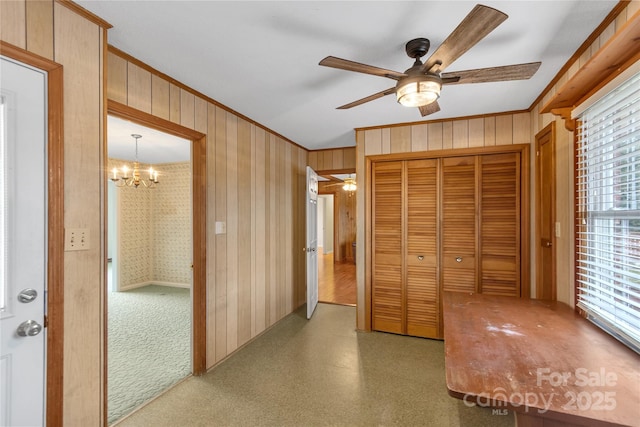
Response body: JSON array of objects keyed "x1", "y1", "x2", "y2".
[
  {"x1": 317, "y1": 173, "x2": 356, "y2": 306},
  {"x1": 106, "y1": 115, "x2": 193, "y2": 424}
]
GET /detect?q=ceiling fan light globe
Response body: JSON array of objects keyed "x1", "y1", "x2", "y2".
[{"x1": 396, "y1": 77, "x2": 441, "y2": 107}]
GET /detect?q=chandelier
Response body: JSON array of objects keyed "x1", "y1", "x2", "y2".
[
  {"x1": 110, "y1": 134, "x2": 159, "y2": 188},
  {"x1": 342, "y1": 175, "x2": 356, "y2": 192}
]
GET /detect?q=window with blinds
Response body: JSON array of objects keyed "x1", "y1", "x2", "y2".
[{"x1": 576, "y1": 70, "x2": 640, "y2": 353}]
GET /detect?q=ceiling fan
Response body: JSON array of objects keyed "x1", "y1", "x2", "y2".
[{"x1": 319, "y1": 4, "x2": 541, "y2": 117}]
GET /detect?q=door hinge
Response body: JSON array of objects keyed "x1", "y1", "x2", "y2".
[{"x1": 44, "y1": 315, "x2": 48, "y2": 328}]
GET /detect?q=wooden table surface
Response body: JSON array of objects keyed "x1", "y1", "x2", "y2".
[{"x1": 443, "y1": 291, "x2": 640, "y2": 427}]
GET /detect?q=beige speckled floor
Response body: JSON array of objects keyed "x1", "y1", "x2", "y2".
[{"x1": 115, "y1": 303, "x2": 514, "y2": 427}]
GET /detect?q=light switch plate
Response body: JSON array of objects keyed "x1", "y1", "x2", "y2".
[
  {"x1": 555, "y1": 222, "x2": 561, "y2": 238},
  {"x1": 215, "y1": 221, "x2": 226, "y2": 235},
  {"x1": 65, "y1": 228, "x2": 90, "y2": 251}
]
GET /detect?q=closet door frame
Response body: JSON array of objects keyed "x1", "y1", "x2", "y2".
[{"x1": 364, "y1": 144, "x2": 530, "y2": 332}]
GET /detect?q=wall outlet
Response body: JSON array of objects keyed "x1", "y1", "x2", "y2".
[{"x1": 65, "y1": 228, "x2": 90, "y2": 251}]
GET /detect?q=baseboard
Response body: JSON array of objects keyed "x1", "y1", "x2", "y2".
[{"x1": 118, "y1": 281, "x2": 190, "y2": 291}]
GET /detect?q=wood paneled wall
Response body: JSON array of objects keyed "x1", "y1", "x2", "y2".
[
  {"x1": 308, "y1": 147, "x2": 356, "y2": 172},
  {"x1": 106, "y1": 49, "x2": 308, "y2": 368},
  {"x1": 318, "y1": 182, "x2": 356, "y2": 263},
  {"x1": 354, "y1": 112, "x2": 532, "y2": 329},
  {"x1": 1, "y1": 1, "x2": 107, "y2": 424},
  {"x1": 529, "y1": 1, "x2": 639, "y2": 307}
]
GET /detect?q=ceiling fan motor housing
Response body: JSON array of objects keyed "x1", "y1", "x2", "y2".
[{"x1": 405, "y1": 38, "x2": 430, "y2": 59}]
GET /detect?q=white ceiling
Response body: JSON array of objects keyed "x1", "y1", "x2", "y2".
[
  {"x1": 108, "y1": 115, "x2": 190, "y2": 163},
  {"x1": 82, "y1": 1, "x2": 617, "y2": 151}
]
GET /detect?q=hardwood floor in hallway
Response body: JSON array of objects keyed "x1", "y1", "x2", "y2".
[{"x1": 318, "y1": 249, "x2": 356, "y2": 306}]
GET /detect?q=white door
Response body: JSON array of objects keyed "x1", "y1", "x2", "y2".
[
  {"x1": 305, "y1": 166, "x2": 319, "y2": 319},
  {"x1": 0, "y1": 56, "x2": 47, "y2": 426}
]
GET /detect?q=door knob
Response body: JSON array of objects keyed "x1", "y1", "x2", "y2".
[
  {"x1": 17, "y1": 320, "x2": 43, "y2": 337},
  {"x1": 417, "y1": 255, "x2": 424, "y2": 261},
  {"x1": 541, "y1": 238, "x2": 552, "y2": 248},
  {"x1": 456, "y1": 257, "x2": 463, "y2": 263},
  {"x1": 17, "y1": 288, "x2": 38, "y2": 303}
]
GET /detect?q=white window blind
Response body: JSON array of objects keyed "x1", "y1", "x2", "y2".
[{"x1": 576, "y1": 70, "x2": 640, "y2": 353}]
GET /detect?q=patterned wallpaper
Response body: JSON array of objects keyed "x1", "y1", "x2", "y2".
[{"x1": 109, "y1": 158, "x2": 192, "y2": 289}]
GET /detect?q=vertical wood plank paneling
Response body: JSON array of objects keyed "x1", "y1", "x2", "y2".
[
  {"x1": 226, "y1": 114, "x2": 239, "y2": 353},
  {"x1": 127, "y1": 62, "x2": 152, "y2": 113},
  {"x1": 468, "y1": 118, "x2": 484, "y2": 148},
  {"x1": 254, "y1": 128, "x2": 267, "y2": 334},
  {"x1": 308, "y1": 151, "x2": 318, "y2": 169},
  {"x1": 322, "y1": 150, "x2": 333, "y2": 170},
  {"x1": 411, "y1": 124, "x2": 428, "y2": 152},
  {"x1": 496, "y1": 115, "x2": 513, "y2": 145},
  {"x1": 268, "y1": 135, "x2": 277, "y2": 324},
  {"x1": 54, "y1": 3, "x2": 101, "y2": 424},
  {"x1": 107, "y1": 52, "x2": 127, "y2": 104},
  {"x1": 236, "y1": 119, "x2": 252, "y2": 347},
  {"x1": 206, "y1": 103, "x2": 217, "y2": 369},
  {"x1": 484, "y1": 116, "x2": 496, "y2": 146},
  {"x1": 428, "y1": 123, "x2": 443, "y2": 150},
  {"x1": 443, "y1": 121, "x2": 453, "y2": 149},
  {"x1": 26, "y1": 0, "x2": 53, "y2": 59},
  {"x1": 364, "y1": 129, "x2": 382, "y2": 156},
  {"x1": 169, "y1": 83, "x2": 181, "y2": 124},
  {"x1": 332, "y1": 149, "x2": 344, "y2": 169},
  {"x1": 343, "y1": 148, "x2": 356, "y2": 169},
  {"x1": 513, "y1": 112, "x2": 531, "y2": 144},
  {"x1": 452, "y1": 120, "x2": 469, "y2": 149},
  {"x1": 214, "y1": 106, "x2": 227, "y2": 362},
  {"x1": 285, "y1": 144, "x2": 293, "y2": 314},
  {"x1": 382, "y1": 128, "x2": 391, "y2": 154},
  {"x1": 151, "y1": 74, "x2": 170, "y2": 120},
  {"x1": 194, "y1": 97, "x2": 207, "y2": 134},
  {"x1": 250, "y1": 125, "x2": 257, "y2": 337},
  {"x1": 180, "y1": 90, "x2": 195, "y2": 129},
  {"x1": 276, "y1": 140, "x2": 286, "y2": 319},
  {"x1": 1, "y1": 0, "x2": 26, "y2": 48},
  {"x1": 390, "y1": 126, "x2": 411, "y2": 153}
]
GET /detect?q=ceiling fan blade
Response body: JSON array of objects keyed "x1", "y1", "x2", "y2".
[
  {"x1": 419, "y1": 101, "x2": 441, "y2": 117},
  {"x1": 442, "y1": 62, "x2": 541, "y2": 85},
  {"x1": 320, "y1": 56, "x2": 406, "y2": 80},
  {"x1": 421, "y1": 4, "x2": 508, "y2": 73},
  {"x1": 337, "y1": 87, "x2": 396, "y2": 109}
]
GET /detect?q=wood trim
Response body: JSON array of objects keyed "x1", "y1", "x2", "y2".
[
  {"x1": 107, "y1": 45, "x2": 307, "y2": 151},
  {"x1": 101, "y1": 26, "x2": 109, "y2": 424},
  {"x1": 0, "y1": 40, "x2": 65, "y2": 427},
  {"x1": 540, "y1": 8, "x2": 640, "y2": 114},
  {"x1": 355, "y1": 109, "x2": 530, "y2": 132},
  {"x1": 535, "y1": 123, "x2": 556, "y2": 301},
  {"x1": 54, "y1": 0, "x2": 112, "y2": 28},
  {"x1": 520, "y1": 143, "x2": 531, "y2": 300},
  {"x1": 364, "y1": 156, "x2": 373, "y2": 331},
  {"x1": 315, "y1": 168, "x2": 356, "y2": 177},
  {"x1": 309, "y1": 147, "x2": 356, "y2": 153},
  {"x1": 105, "y1": 103, "x2": 208, "y2": 378},
  {"x1": 367, "y1": 143, "x2": 530, "y2": 163},
  {"x1": 529, "y1": 0, "x2": 631, "y2": 111}
]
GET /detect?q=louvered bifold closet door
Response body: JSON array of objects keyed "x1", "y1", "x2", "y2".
[
  {"x1": 372, "y1": 161, "x2": 404, "y2": 334},
  {"x1": 480, "y1": 153, "x2": 521, "y2": 296},
  {"x1": 441, "y1": 156, "x2": 477, "y2": 293},
  {"x1": 405, "y1": 159, "x2": 439, "y2": 338}
]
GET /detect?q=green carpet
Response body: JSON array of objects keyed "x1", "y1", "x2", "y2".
[{"x1": 107, "y1": 285, "x2": 191, "y2": 424}]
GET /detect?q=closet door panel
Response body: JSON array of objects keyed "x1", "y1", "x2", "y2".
[
  {"x1": 406, "y1": 159, "x2": 438, "y2": 338},
  {"x1": 480, "y1": 153, "x2": 520, "y2": 296},
  {"x1": 441, "y1": 156, "x2": 477, "y2": 293},
  {"x1": 372, "y1": 162, "x2": 403, "y2": 334}
]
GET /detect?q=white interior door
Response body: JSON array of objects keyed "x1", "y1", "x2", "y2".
[
  {"x1": 306, "y1": 166, "x2": 319, "y2": 319},
  {"x1": 0, "y1": 56, "x2": 47, "y2": 426}
]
